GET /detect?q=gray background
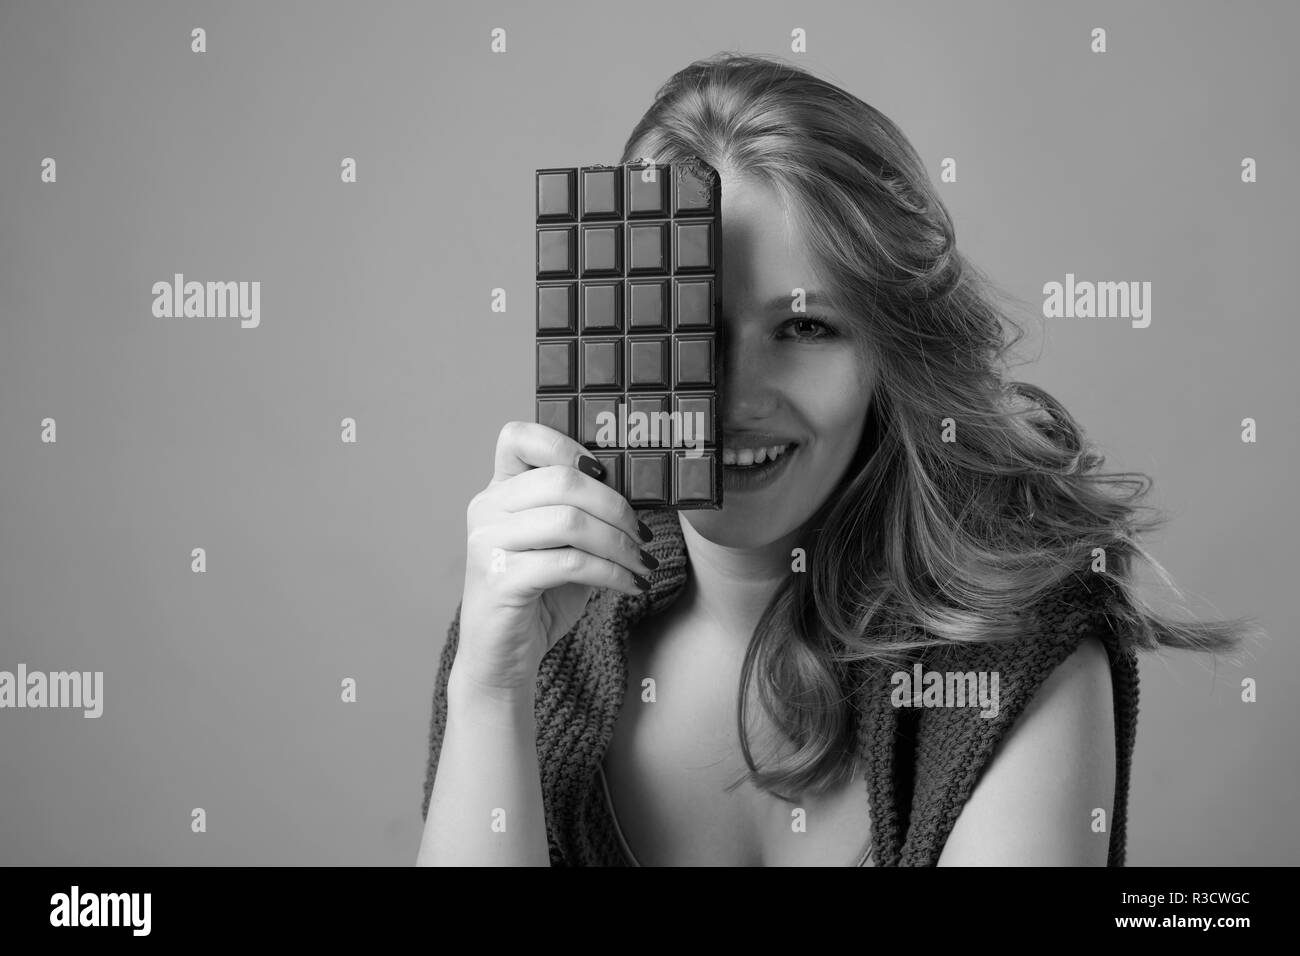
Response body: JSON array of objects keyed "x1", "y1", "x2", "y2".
[{"x1": 1, "y1": 0, "x2": 1295, "y2": 865}]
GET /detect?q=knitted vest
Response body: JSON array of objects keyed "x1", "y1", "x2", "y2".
[{"x1": 422, "y1": 507, "x2": 1141, "y2": 866}]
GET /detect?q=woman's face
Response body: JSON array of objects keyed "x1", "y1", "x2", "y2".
[{"x1": 683, "y1": 173, "x2": 876, "y2": 549}]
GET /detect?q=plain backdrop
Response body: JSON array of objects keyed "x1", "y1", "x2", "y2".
[{"x1": 0, "y1": 0, "x2": 1296, "y2": 865}]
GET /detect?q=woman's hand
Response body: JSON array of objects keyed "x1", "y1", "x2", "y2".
[{"x1": 453, "y1": 421, "x2": 657, "y2": 698}]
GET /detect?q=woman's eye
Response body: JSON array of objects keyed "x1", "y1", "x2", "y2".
[{"x1": 778, "y1": 317, "x2": 838, "y2": 341}]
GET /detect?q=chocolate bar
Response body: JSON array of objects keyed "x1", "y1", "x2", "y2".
[{"x1": 535, "y1": 160, "x2": 723, "y2": 509}]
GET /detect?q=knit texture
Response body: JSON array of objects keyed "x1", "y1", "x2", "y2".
[{"x1": 422, "y1": 507, "x2": 1141, "y2": 866}]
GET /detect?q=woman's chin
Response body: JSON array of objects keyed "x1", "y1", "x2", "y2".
[{"x1": 680, "y1": 506, "x2": 796, "y2": 550}]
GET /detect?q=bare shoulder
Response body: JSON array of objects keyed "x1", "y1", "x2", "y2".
[
  {"x1": 1040, "y1": 632, "x2": 1114, "y2": 713},
  {"x1": 938, "y1": 635, "x2": 1116, "y2": 865}
]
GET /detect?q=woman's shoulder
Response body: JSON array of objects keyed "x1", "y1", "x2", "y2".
[
  {"x1": 883, "y1": 571, "x2": 1138, "y2": 750},
  {"x1": 933, "y1": 629, "x2": 1118, "y2": 864},
  {"x1": 871, "y1": 575, "x2": 1138, "y2": 864}
]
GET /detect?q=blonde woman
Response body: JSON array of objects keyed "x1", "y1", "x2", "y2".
[{"x1": 418, "y1": 53, "x2": 1260, "y2": 867}]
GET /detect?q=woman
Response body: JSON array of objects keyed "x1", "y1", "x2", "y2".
[{"x1": 417, "y1": 53, "x2": 1260, "y2": 866}]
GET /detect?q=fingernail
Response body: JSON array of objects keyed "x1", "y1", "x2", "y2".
[
  {"x1": 632, "y1": 574, "x2": 651, "y2": 591},
  {"x1": 578, "y1": 456, "x2": 604, "y2": 479},
  {"x1": 637, "y1": 520, "x2": 654, "y2": 542},
  {"x1": 639, "y1": 550, "x2": 660, "y2": 571}
]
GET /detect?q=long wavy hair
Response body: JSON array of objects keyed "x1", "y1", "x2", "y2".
[{"x1": 619, "y1": 52, "x2": 1265, "y2": 799}]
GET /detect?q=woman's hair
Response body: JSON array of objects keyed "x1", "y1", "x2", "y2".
[{"x1": 619, "y1": 52, "x2": 1265, "y2": 799}]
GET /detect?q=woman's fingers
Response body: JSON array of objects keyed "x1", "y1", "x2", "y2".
[
  {"x1": 479, "y1": 546, "x2": 649, "y2": 600},
  {"x1": 491, "y1": 420, "x2": 603, "y2": 484},
  {"x1": 494, "y1": 465, "x2": 649, "y2": 545},
  {"x1": 474, "y1": 505, "x2": 657, "y2": 581},
  {"x1": 469, "y1": 419, "x2": 658, "y2": 600}
]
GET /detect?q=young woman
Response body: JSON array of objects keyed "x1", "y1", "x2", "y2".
[{"x1": 417, "y1": 52, "x2": 1261, "y2": 866}]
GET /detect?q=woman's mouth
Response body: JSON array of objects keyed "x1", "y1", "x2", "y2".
[{"x1": 721, "y1": 442, "x2": 799, "y2": 492}]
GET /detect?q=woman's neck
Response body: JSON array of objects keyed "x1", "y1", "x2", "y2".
[{"x1": 676, "y1": 511, "x2": 807, "y2": 643}]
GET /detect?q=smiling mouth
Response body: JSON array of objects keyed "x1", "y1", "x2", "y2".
[
  {"x1": 721, "y1": 442, "x2": 797, "y2": 468},
  {"x1": 720, "y1": 441, "x2": 799, "y2": 493}
]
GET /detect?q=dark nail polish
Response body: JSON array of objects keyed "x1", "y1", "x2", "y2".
[
  {"x1": 578, "y1": 456, "x2": 605, "y2": 479},
  {"x1": 637, "y1": 520, "x2": 654, "y2": 542},
  {"x1": 639, "y1": 550, "x2": 660, "y2": 571},
  {"x1": 633, "y1": 574, "x2": 651, "y2": 591}
]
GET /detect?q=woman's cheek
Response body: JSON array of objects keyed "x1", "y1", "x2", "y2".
[{"x1": 787, "y1": 372, "x2": 870, "y2": 443}]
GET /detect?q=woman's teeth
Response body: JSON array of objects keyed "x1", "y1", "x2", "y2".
[{"x1": 722, "y1": 444, "x2": 791, "y2": 467}]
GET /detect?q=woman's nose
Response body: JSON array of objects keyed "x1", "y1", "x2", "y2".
[{"x1": 721, "y1": 333, "x2": 779, "y2": 421}]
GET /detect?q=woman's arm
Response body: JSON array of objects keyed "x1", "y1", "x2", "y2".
[
  {"x1": 938, "y1": 635, "x2": 1117, "y2": 865},
  {"x1": 416, "y1": 666, "x2": 550, "y2": 866},
  {"x1": 416, "y1": 421, "x2": 654, "y2": 866}
]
